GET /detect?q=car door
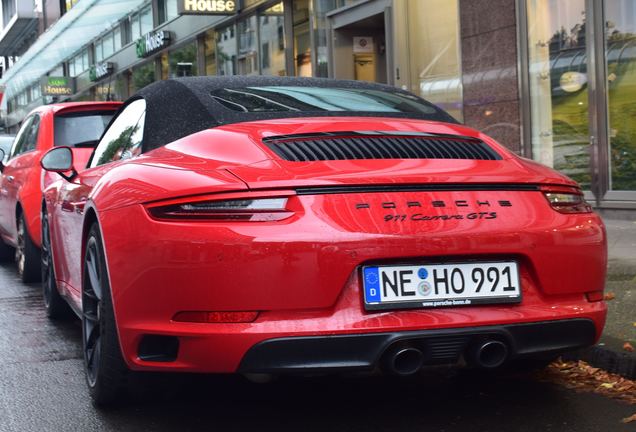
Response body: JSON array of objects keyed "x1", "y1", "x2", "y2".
[
  {"x1": 0, "y1": 115, "x2": 39, "y2": 244},
  {"x1": 52, "y1": 100, "x2": 146, "y2": 297}
]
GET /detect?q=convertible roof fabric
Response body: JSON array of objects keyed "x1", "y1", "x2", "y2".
[{"x1": 132, "y1": 76, "x2": 458, "y2": 151}]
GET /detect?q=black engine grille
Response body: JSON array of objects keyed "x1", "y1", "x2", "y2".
[{"x1": 263, "y1": 132, "x2": 501, "y2": 162}]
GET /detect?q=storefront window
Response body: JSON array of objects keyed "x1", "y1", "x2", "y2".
[
  {"x1": 217, "y1": 24, "x2": 237, "y2": 75},
  {"x1": 605, "y1": 1, "x2": 636, "y2": 191},
  {"x1": 313, "y1": 0, "x2": 340, "y2": 77},
  {"x1": 130, "y1": 6, "x2": 152, "y2": 40},
  {"x1": 160, "y1": 52, "x2": 169, "y2": 80},
  {"x1": 69, "y1": 48, "x2": 89, "y2": 77},
  {"x1": 140, "y1": 6, "x2": 153, "y2": 35},
  {"x1": 204, "y1": 30, "x2": 217, "y2": 76},
  {"x1": 131, "y1": 14, "x2": 141, "y2": 40},
  {"x1": 407, "y1": 0, "x2": 462, "y2": 122},
  {"x1": 293, "y1": 0, "x2": 312, "y2": 77},
  {"x1": 131, "y1": 62, "x2": 155, "y2": 93},
  {"x1": 94, "y1": 75, "x2": 126, "y2": 101},
  {"x1": 308, "y1": 1, "x2": 357, "y2": 77},
  {"x1": 102, "y1": 32, "x2": 115, "y2": 59},
  {"x1": 527, "y1": 0, "x2": 591, "y2": 189},
  {"x1": 169, "y1": 42, "x2": 198, "y2": 77},
  {"x1": 238, "y1": 16, "x2": 258, "y2": 75},
  {"x1": 158, "y1": 0, "x2": 179, "y2": 24},
  {"x1": 260, "y1": 3, "x2": 286, "y2": 76}
]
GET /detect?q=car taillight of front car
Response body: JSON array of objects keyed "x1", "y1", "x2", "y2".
[
  {"x1": 145, "y1": 191, "x2": 296, "y2": 222},
  {"x1": 540, "y1": 185, "x2": 593, "y2": 214}
]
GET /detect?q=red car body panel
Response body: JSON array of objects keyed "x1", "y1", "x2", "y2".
[
  {"x1": 43, "y1": 116, "x2": 607, "y2": 373},
  {"x1": 0, "y1": 102, "x2": 121, "y2": 249}
]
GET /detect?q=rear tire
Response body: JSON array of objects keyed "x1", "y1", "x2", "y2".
[
  {"x1": 41, "y1": 209, "x2": 72, "y2": 320},
  {"x1": 16, "y1": 213, "x2": 41, "y2": 283},
  {"x1": 83, "y1": 223, "x2": 129, "y2": 406}
]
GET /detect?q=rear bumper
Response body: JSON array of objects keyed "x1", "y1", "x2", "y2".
[
  {"x1": 97, "y1": 196, "x2": 607, "y2": 373},
  {"x1": 238, "y1": 319, "x2": 597, "y2": 373}
]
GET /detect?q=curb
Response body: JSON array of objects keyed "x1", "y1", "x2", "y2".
[{"x1": 565, "y1": 344, "x2": 636, "y2": 380}]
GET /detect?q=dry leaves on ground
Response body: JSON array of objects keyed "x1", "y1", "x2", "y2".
[
  {"x1": 604, "y1": 292, "x2": 616, "y2": 301},
  {"x1": 622, "y1": 413, "x2": 636, "y2": 423},
  {"x1": 624, "y1": 342, "x2": 635, "y2": 352},
  {"x1": 538, "y1": 360, "x2": 636, "y2": 406}
]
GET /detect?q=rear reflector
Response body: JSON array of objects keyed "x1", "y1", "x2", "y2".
[
  {"x1": 585, "y1": 291, "x2": 604, "y2": 302},
  {"x1": 173, "y1": 311, "x2": 259, "y2": 323}
]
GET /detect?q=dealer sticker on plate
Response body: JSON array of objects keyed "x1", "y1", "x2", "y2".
[{"x1": 362, "y1": 261, "x2": 521, "y2": 310}]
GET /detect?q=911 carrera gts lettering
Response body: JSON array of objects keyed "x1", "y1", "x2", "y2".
[
  {"x1": 357, "y1": 200, "x2": 512, "y2": 210},
  {"x1": 384, "y1": 212, "x2": 497, "y2": 222}
]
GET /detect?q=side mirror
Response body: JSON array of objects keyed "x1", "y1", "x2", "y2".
[{"x1": 41, "y1": 147, "x2": 77, "y2": 181}]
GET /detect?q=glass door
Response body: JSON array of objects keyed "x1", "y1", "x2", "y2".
[
  {"x1": 526, "y1": 0, "x2": 593, "y2": 190},
  {"x1": 604, "y1": 1, "x2": 636, "y2": 194}
]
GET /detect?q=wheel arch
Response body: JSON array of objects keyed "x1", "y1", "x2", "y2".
[{"x1": 81, "y1": 205, "x2": 129, "y2": 367}]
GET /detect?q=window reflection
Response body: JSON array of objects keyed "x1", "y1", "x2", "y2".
[
  {"x1": 407, "y1": 0, "x2": 462, "y2": 122},
  {"x1": 217, "y1": 25, "x2": 237, "y2": 75},
  {"x1": 92, "y1": 99, "x2": 146, "y2": 167},
  {"x1": 605, "y1": 0, "x2": 636, "y2": 191},
  {"x1": 169, "y1": 42, "x2": 198, "y2": 77},
  {"x1": 238, "y1": 16, "x2": 258, "y2": 75},
  {"x1": 527, "y1": 0, "x2": 591, "y2": 189},
  {"x1": 259, "y1": 3, "x2": 286, "y2": 76}
]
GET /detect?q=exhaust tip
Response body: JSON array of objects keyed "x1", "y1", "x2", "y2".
[
  {"x1": 385, "y1": 347, "x2": 425, "y2": 376},
  {"x1": 475, "y1": 340, "x2": 508, "y2": 368}
]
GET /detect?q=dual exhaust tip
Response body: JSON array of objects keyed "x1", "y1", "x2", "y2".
[{"x1": 383, "y1": 339, "x2": 509, "y2": 376}]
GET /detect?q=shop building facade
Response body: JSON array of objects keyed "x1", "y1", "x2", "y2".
[{"x1": 1, "y1": 0, "x2": 635, "y2": 212}]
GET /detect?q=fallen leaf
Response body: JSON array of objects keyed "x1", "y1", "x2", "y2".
[
  {"x1": 604, "y1": 292, "x2": 616, "y2": 301},
  {"x1": 633, "y1": 322, "x2": 636, "y2": 327},
  {"x1": 624, "y1": 342, "x2": 635, "y2": 352},
  {"x1": 622, "y1": 414, "x2": 636, "y2": 424},
  {"x1": 539, "y1": 359, "x2": 636, "y2": 404}
]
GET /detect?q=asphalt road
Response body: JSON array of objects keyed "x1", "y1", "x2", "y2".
[{"x1": 0, "y1": 261, "x2": 634, "y2": 432}]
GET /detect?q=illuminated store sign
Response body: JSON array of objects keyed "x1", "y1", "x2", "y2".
[
  {"x1": 41, "y1": 76, "x2": 75, "y2": 96},
  {"x1": 136, "y1": 30, "x2": 172, "y2": 58},
  {"x1": 89, "y1": 62, "x2": 114, "y2": 82},
  {"x1": 177, "y1": 0, "x2": 238, "y2": 15}
]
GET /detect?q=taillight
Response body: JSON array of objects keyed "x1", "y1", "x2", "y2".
[
  {"x1": 540, "y1": 186, "x2": 592, "y2": 214},
  {"x1": 147, "y1": 196, "x2": 293, "y2": 221}
]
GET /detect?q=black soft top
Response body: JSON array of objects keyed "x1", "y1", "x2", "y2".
[{"x1": 132, "y1": 76, "x2": 458, "y2": 152}]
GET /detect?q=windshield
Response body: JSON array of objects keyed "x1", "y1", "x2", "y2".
[
  {"x1": 210, "y1": 86, "x2": 453, "y2": 121},
  {"x1": 54, "y1": 111, "x2": 115, "y2": 148}
]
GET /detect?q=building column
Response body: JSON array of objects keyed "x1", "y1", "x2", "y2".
[{"x1": 459, "y1": 0, "x2": 522, "y2": 153}]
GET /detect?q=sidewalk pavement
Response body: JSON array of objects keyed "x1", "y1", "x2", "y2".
[{"x1": 566, "y1": 217, "x2": 636, "y2": 378}]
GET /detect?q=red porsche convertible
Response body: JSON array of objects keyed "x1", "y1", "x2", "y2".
[
  {"x1": 0, "y1": 102, "x2": 120, "y2": 282},
  {"x1": 40, "y1": 77, "x2": 606, "y2": 405}
]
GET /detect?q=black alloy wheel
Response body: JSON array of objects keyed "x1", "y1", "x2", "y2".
[
  {"x1": 16, "y1": 213, "x2": 41, "y2": 283},
  {"x1": 41, "y1": 209, "x2": 71, "y2": 319},
  {"x1": 82, "y1": 223, "x2": 128, "y2": 406}
]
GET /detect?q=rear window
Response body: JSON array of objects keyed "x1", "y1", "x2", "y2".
[
  {"x1": 210, "y1": 86, "x2": 449, "y2": 119},
  {"x1": 54, "y1": 111, "x2": 115, "y2": 148}
]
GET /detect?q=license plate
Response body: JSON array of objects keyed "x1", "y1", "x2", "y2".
[{"x1": 362, "y1": 261, "x2": 521, "y2": 310}]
